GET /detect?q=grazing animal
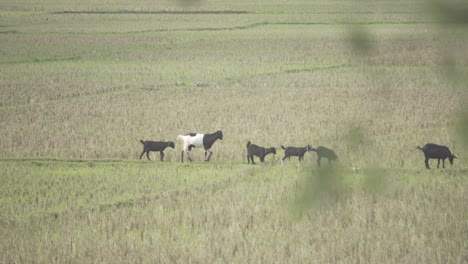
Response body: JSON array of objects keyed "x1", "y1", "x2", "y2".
[
  {"x1": 246, "y1": 141, "x2": 276, "y2": 164},
  {"x1": 417, "y1": 143, "x2": 457, "y2": 169},
  {"x1": 177, "y1": 130, "x2": 223, "y2": 162},
  {"x1": 281, "y1": 145, "x2": 313, "y2": 162},
  {"x1": 139, "y1": 140, "x2": 175, "y2": 161},
  {"x1": 312, "y1": 146, "x2": 338, "y2": 167}
]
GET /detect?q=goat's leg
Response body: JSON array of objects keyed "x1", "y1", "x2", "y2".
[
  {"x1": 425, "y1": 158, "x2": 430, "y2": 169},
  {"x1": 187, "y1": 150, "x2": 193, "y2": 162},
  {"x1": 146, "y1": 151, "x2": 151, "y2": 161},
  {"x1": 442, "y1": 158, "x2": 445, "y2": 169},
  {"x1": 208, "y1": 150, "x2": 213, "y2": 161},
  {"x1": 205, "y1": 149, "x2": 213, "y2": 161},
  {"x1": 181, "y1": 150, "x2": 184, "y2": 162},
  {"x1": 248, "y1": 155, "x2": 255, "y2": 164},
  {"x1": 317, "y1": 157, "x2": 321, "y2": 167},
  {"x1": 160, "y1": 151, "x2": 164, "y2": 161},
  {"x1": 140, "y1": 151, "x2": 146, "y2": 160}
]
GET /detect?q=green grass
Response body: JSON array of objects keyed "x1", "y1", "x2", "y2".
[
  {"x1": 1, "y1": 0, "x2": 467, "y2": 262},
  {"x1": 0, "y1": 159, "x2": 247, "y2": 220},
  {"x1": 1, "y1": 160, "x2": 466, "y2": 262}
]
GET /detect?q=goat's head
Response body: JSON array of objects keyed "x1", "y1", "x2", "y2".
[
  {"x1": 449, "y1": 154, "x2": 458, "y2": 165},
  {"x1": 267, "y1": 147, "x2": 277, "y2": 155},
  {"x1": 217, "y1": 129, "x2": 223, "y2": 140},
  {"x1": 168, "y1": 141, "x2": 175, "y2": 149},
  {"x1": 306, "y1": 145, "x2": 313, "y2": 152},
  {"x1": 331, "y1": 153, "x2": 338, "y2": 161}
]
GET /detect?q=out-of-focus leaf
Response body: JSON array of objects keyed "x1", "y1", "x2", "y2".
[
  {"x1": 429, "y1": 0, "x2": 468, "y2": 24},
  {"x1": 349, "y1": 26, "x2": 374, "y2": 56},
  {"x1": 456, "y1": 107, "x2": 468, "y2": 150},
  {"x1": 291, "y1": 166, "x2": 347, "y2": 218}
]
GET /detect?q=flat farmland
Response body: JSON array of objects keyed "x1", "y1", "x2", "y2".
[{"x1": 0, "y1": 0, "x2": 467, "y2": 263}]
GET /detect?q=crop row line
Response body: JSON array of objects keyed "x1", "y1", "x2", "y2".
[
  {"x1": 50, "y1": 10, "x2": 427, "y2": 16},
  {"x1": 52, "y1": 10, "x2": 250, "y2": 15},
  {"x1": 3, "y1": 62, "x2": 459, "y2": 110},
  {"x1": 104, "y1": 20, "x2": 433, "y2": 35},
  {"x1": 0, "y1": 63, "x2": 348, "y2": 110},
  {"x1": 0, "y1": 85, "x2": 132, "y2": 110},
  {"x1": 0, "y1": 19, "x2": 432, "y2": 36},
  {"x1": 0, "y1": 56, "x2": 80, "y2": 65}
]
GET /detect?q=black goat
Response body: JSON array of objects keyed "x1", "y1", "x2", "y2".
[
  {"x1": 417, "y1": 143, "x2": 457, "y2": 169},
  {"x1": 281, "y1": 145, "x2": 313, "y2": 162},
  {"x1": 139, "y1": 140, "x2": 175, "y2": 161},
  {"x1": 246, "y1": 141, "x2": 276, "y2": 164},
  {"x1": 312, "y1": 146, "x2": 338, "y2": 167}
]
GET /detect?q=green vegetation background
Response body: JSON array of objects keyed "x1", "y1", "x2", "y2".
[{"x1": 0, "y1": 0, "x2": 466, "y2": 262}]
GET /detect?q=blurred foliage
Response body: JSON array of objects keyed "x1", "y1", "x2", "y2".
[
  {"x1": 296, "y1": 0, "x2": 468, "y2": 216},
  {"x1": 433, "y1": 1, "x2": 468, "y2": 96},
  {"x1": 344, "y1": 122, "x2": 370, "y2": 150},
  {"x1": 429, "y1": 0, "x2": 468, "y2": 152},
  {"x1": 292, "y1": 164, "x2": 388, "y2": 218},
  {"x1": 292, "y1": 166, "x2": 346, "y2": 217},
  {"x1": 349, "y1": 25, "x2": 374, "y2": 57},
  {"x1": 428, "y1": 0, "x2": 468, "y2": 24},
  {"x1": 361, "y1": 166, "x2": 389, "y2": 194},
  {"x1": 456, "y1": 108, "x2": 468, "y2": 151}
]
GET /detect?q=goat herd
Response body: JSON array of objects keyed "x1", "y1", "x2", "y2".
[{"x1": 139, "y1": 130, "x2": 458, "y2": 169}]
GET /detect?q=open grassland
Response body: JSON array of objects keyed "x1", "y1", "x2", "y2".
[
  {"x1": 1, "y1": 160, "x2": 466, "y2": 263},
  {"x1": 1, "y1": 0, "x2": 467, "y2": 262},
  {"x1": 1, "y1": 24, "x2": 466, "y2": 164}
]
